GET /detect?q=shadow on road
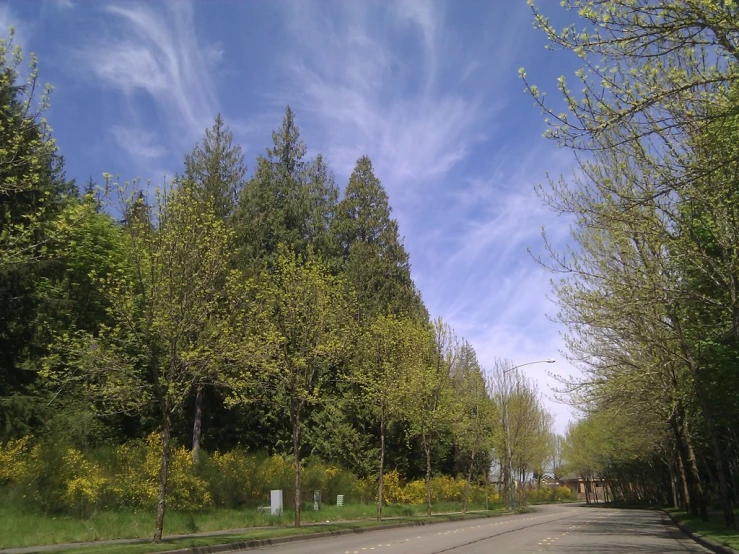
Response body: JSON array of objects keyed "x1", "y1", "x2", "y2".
[{"x1": 540, "y1": 509, "x2": 703, "y2": 554}]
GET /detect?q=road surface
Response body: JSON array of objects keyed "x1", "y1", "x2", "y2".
[{"x1": 245, "y1": 504, "x2": 709, "y2": 553}]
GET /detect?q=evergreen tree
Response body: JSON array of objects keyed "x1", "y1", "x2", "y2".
[
  {"x1": 183, "y1": 114, "x2": 248, "y2": 464},
  {"x1": 0, "y1": 32, "x2": 78, "y2": 440},
  {"x1": 234, "y1": 106, "x2": 338, "y2": 272},
  {"x1": 184, "y1": 113, "x2": 246, "y2": 222},
  {"x1": 332, "y1": 156, "x2": 426, "y2": 322}
]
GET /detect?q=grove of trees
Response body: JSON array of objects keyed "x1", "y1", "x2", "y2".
[
  {"x1": 0, "y1": 31, "x2": 558, "y2": 543},
  {"x1": 525, "y1": 0, "x2": 739, "y2": 528}
]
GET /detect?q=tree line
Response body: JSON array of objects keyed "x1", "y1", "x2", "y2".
[
  {"x1": 525, "y1": 0, "x2": 739, "y2": 528},
  {"x1": 0, "y1": 31, "x2": 556, "y2": 542}
]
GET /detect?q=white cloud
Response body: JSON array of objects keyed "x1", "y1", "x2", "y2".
[
  {"x1": 263, "y1": 1, "x2": 579, "y2": 430},
  {"x1": 0, "y1": 4, "x2": 28, "y2": 46},
  {"x1": 276, "y1": 1, "x2": 494, "y2": 197},
  {"x1": 76, "y1": 1, "x2": 218, "y2": 161},
  {"x1": 110, "y1": 126, "x2": 167, "y2": 159}
]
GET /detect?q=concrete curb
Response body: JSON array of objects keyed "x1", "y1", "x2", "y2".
[{"x1": 663, "y1": 510, "x2": 739, "y2": 554}]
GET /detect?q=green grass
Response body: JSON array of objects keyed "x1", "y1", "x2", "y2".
[
  {"x1": 666, "y1": 509, "x2": 739, "y2": 551},
  {"x1": 57, "y1": 515, "x2": 506, "y2": 554},
  {"x1": 0, "y1": 500, "x2": 507, "y2": 549}
]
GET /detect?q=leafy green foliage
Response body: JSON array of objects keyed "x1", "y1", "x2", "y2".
[
  {"x1": 0, "y1": 39, "x2": 561, "y2": 542},
  {"x1": 527, "y1": 0, "x2": 739, "y2": 526}
]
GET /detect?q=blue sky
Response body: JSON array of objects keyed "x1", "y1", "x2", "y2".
[{"x1": 2, "y1": 0, "x2": 582, "y2": 432}]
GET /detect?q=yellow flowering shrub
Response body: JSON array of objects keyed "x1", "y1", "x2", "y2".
[
  {"x1": 59, "y1": 447, "x2": 108, "y2": 515},
  {"x1": 526, "y1": 485, "x2": 573, "y2": 503},
  {"x1": 402, "y1": 479, "x2": 427, "y2": 504},
  {"x1": 208, "y1": 450, "x2": 261, "y2": 506},
  {"x1": 167, "y1": 442, "x2": 211, "y2": 510},
  {"x1": 2, "y1": 434, "x2": 505, "y2": 513},
  {"x1": 350, "y1": 476, "x2": 374, "y2": 504},
  {"x1": 382, "y1": 470, "x2": 413, "y2": 504},
  {"x1": 0, "y1": 436, "x2": 31, "y2": 484},
  {"x1": 302, "y1": 458, "x2": 330, "y2": 495},
  {"x1": 259, "y1": 454, "x2": 294, "y2": 492},
  {"x1": 374, "y1": 471, "x2": 495, "y2": 507},
  {"x1": 430, "y1": 475, "x2": 466, "y2": 503},
  {"x1": 109, "y1": 433, "x2": 210, "y2": 510},
  {"x1": 109, "y1": 436, "x2": 159, "y2": 508}
]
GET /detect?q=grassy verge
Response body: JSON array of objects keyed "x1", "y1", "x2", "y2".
[
  {"x1": 58, "y1": 512, "x2": 523, "y2": 554},
  {"x1": 666, "y1": 509, "x2": 739, "y2": 551},
  {"x1": 0, "y1": 501, "x2": 507, "y2": 549}
]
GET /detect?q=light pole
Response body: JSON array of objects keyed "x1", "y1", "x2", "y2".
[{"x1": 503, "y1": 359, "x2": 554, "y2": 511}]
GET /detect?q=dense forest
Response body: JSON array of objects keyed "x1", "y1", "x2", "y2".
[{"x1": 0, "y1": 30, "x2": 557, "y2": 542}]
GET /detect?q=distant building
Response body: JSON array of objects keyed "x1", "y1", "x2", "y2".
[{"x1": 559, "y1": 475, "x2": 606, "y2": 502}]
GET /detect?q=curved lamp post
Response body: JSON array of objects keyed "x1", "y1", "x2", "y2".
[{"x1": 503, "y1": 359, "x2": 555, "y2": 510}]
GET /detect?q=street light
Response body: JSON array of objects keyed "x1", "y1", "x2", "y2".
[{"x1": 503, "y1": 359, "x2": 554, "y2": 511}]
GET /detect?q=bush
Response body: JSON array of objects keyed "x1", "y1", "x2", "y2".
[
  {"x1": 109, "y1": 433, "x2": 211, "y2": 511},
  {"x1": 0, "y1": 435, "x2": 505, "y2": 515},
  {"x1": 59, "y1": 447, "x2": 108, "y2": 516},
  {"x1": 0, "y1": 436, "x2": 31, "y2": 485},
  {"x1": 526, "y1": 485, "x2": 574, "y2": 503},
  {"x1": 0, "y1": 433, "x2": 211, "y2": 513},
  {"x1": 379, "y1": 471, "x2": 491, "y2": 507}
]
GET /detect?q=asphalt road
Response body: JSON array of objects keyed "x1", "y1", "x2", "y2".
[{"x1": 245, "y1": 504, "x2": 710, "y2": 554}]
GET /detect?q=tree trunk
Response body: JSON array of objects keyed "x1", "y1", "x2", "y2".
[
  {"x1": 668, "y1": 458, "x2": 679, "y2": 509},
  {"x1": 693, "y1": 375, "x2": 735, "y2": 526},
  {"x1": 677, "y1": 322, "x2": 734, "y2": 526},
  {"x1": 676, "y1": 443, "x2": 690, "y2": 510},
  {"x1": 671, "y1": 406, "x2": 706, "y2": 519},
  {"x1": 292, "y1": 405, "x2": 301, "y2": 528},
  {"x1": 464, "y1": 449, "x2": 476, "y2": 513},
  {"x1": 192, "y1": 383, "x2": 204, "y2": 466},
  {"x1": 153, "y1": 412, "x2": 172, "y2": 543},
  {"x1": 377, "y1": 415, "x2": 385, "y2": 521},
  {"x1": 424, "y1": 438, "x2": 432, "y2": 517},
  {"x1": 484, "y1": 460, "x2": 489, "y2": 511},
  {"x1": 593, "y1": 478, "x2": 599, "y2": 504}
]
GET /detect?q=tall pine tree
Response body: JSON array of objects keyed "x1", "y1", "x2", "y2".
[
  {"x1": 332, "y1": 155, "x2": 426, "y2": 322},
  {"x1": 182, "y1": 114, "x2": 247, "y2": 463},
  {"x1": 0, "y1": 32, "x2": 79, "y2": 440},
  {"x1": 184, "y1": 113, "x2": 246, "y2": 222},
  {"x1": 234, "y1": 106, "x2": 338, "y2": 272}
]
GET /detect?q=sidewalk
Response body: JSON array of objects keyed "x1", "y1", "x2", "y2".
[{"x1": 0, "y1": 510, "x2": 500, "y2": 554}]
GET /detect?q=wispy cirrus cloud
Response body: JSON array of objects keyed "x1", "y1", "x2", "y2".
[
  {"x1": 276, "y1": 0, "x2": 501, "y2": 194},
  {"x1": 0, "y1": 4, "x2": 27, "y2": 44},
  {"x1": 268, "y1": 1, "x2": 578, "y2": 429},
  {"x1": 422, "y1": 145, "x2": 578, "y2": 432},
  {"x1": 75, "y1": 1, "x2": 220, "y2": 164}
]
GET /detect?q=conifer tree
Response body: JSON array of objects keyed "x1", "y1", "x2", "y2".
[
  {"x1": 0, "y1": 31, "x2": 79, "y2": 439},
  {"x1": 183, "y1": 114, "x2": 247, "y2": 464},
  {"x1": 235, "y1": 106, "x2": 338, "y2": 272},
  {"x1": 184, "y1": 113, "x2": 246, "y2": 222},
  {"x1": 332, "y1": 156, "x2": 425, "y2": 322}
]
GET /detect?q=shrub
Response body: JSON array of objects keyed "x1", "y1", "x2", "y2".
[
  {"x1": 430, "y1": 475, "x2": 466, "y2": 503},
  {"x1": 59, "y1": 447, "x2": 108, "y2": 516},
  {"x1": 382, "y1": 470, "x2": 409, "y2": 505},
  {"x1": 0, "y1": 436, "x2": 31, "y2": 485},
  {"x1": 109, "y1": 433, "x2": 210, "y2": 511},
  {"x1": 524, "y1": 484, "x2": 574, "y2": 504},
  {"x1": 1, "y1": 435, "x2": 505, "y2": 515},
  {"x1": 205, "y1": 449, "x2": 262, "y2": 507}
]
